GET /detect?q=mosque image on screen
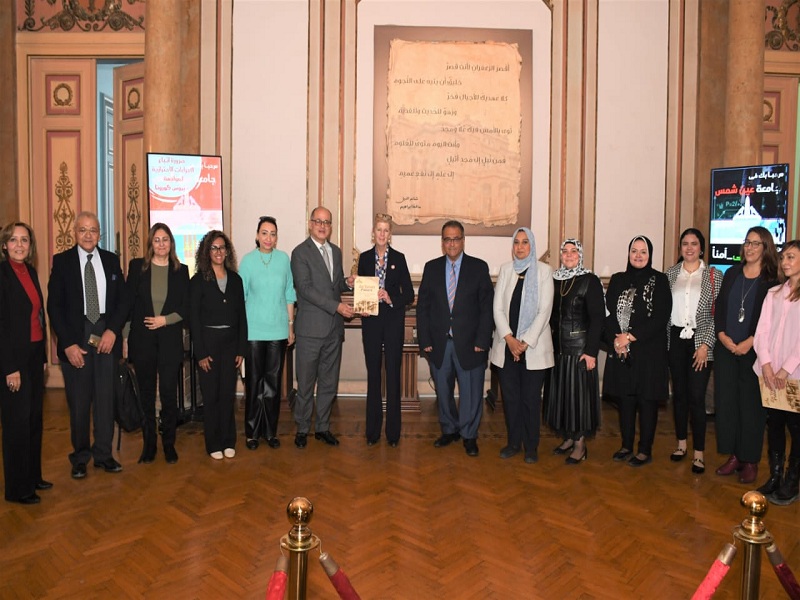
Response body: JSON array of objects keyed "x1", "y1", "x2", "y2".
[{"x1": 709, "y1": 163, "x2": 788, "y2": 273}]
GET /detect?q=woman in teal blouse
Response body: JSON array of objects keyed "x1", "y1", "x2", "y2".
[{"x1": 239, "y1": 216, "x2": 296, "y2": 450}]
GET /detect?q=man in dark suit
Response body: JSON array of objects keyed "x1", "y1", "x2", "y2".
[
  {"x1": 417, "y1": 220, "x2": 494, "y2": 456},
  {"x1": 48, "y1": 211, "x2": 130, "y2": 478},
  {"x1": 290, "y1": 206, "x2": 354, "y2": 448}
]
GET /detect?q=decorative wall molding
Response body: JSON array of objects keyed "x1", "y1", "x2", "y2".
[
  {"x1": 126, "y1": 163, "x2": 141, "y2": 258},
  {"x1": 18, "y1": 0, "x2": 145, "y2": 33},
  {"x1": 765, "y1": 0, "x2": 800, "y2": 51}
]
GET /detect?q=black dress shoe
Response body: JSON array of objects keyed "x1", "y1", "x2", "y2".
[
  {"x1": 691, "y1": 457, "x2": 705, "y2": 474},
  {"x1": 388, "y1": 440, "x2": 399, "y2": 448},
  {"x1": 553, "y1": 440, "x2": 574, "y2": 455},
  {"x1": 464, "y1": 438, "x2": 479, "y2": 457},
  {"x1": 10, "y1": 493, "x2": 40, "y2": 505},
  {"x1": 433, "y1": 432, "x2": 460, "y2": 448},
  {"x1": 565, "y1": 446, "x2": 588, "y2": 465},
  {"x1": 670, "y1": 447, "x2": 687, "y2": 462},
  {"x1": 315, "y1": 431, "x2": 339, "y2": 446},
  {"x1": 35, "y1": 480, "x2": 53, "y2": 490},
  {"x1": 138, "y1": 447, "x2": 156, "y2": 464},
  {"x1": 294, "y1": 433, "x2": 308, "y2": 449},
  {"x1": 366, "y1": 439, "x2": 378, "y2": 446},
  {"x1": 524, "y1": 453, "x2": 538, "y2": 464},
  {"x1": 267, "y1": 437, "x2": 281, "y2": 449},
  {"x1": 94, "y1": 458, "x2": 123, "y2": 473},
  {"x1": 71, "y1": 463, "x2": 87, "y2": 479},
  {"x1": 499, "y1": 445, "x2": 520, "y2": 459},
  {"x1": 164, "y1": 446, "x2": 179, "y2": 464},
  {"x1": 246, "y1": 439, "x2": 260, "y2": 450},
  {"x1": 612, "y1": 448, "x2": 633, "y2": 462},
  {"x1": 628, "y1": 455, "x2": 652, "y2": 467}
]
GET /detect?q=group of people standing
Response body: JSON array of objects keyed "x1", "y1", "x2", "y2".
[{"x1": 2, "y1": 210, "x2": 799, "y2": 509}]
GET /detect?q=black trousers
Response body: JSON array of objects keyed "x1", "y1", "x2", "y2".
[
  {"x1": 61, "y1": 318, "x2": 116, "y2": 466},
  {"x1": 361, "y1": 311, "x2": 404, "y2": 443},
  {"x1": 245, "y1": 340, "x2": 287, "y2": 440},
  {"x1": 499, "y1": 349, "x2": 546, "y2": 456},
  {"x1": 766, "y1": 408, "x2": 800, "y2": 459},
  {"x1": 132, "y1": 340, "x2": 182, "y2": 450},
  {"x1": 197, "y1": 327, "x2": 239, "y2": 454},
  {"x1": 714, "y1": 345, "x2": 766, "y2": 462},
  {"x1": 668, "y1": 327, "x2": 712, "y2": 451},
  {"x1": 618, "y1": 392, "x2": 658, "y2": 456},
  {"x1": 1, "y1": 341, "x2": 44, "y2": 501}
]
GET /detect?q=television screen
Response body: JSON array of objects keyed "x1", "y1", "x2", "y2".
[
  {"x1": 146, "y1": 153, "x2": 224, "y2": 274},
  {"x1": 709, "y1": 163, "x2": 788, "y2": 273}
]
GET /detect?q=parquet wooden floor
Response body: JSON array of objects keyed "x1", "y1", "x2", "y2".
[{"x1": 1, "y1": 390, "x2": 798, "y2": 599}]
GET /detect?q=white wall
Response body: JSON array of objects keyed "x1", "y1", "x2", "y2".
[
  {"x1": 594, "y1": 0, "x2": 669, "y2": 276},
  {"x1": 356, "y1": 0, "x2": 552, "y2": 274},
  {"x1": 231, "y1": 0, "x2": 309, "y2": 259}
]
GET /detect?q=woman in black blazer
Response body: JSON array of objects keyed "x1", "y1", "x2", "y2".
[
  {"x1": 357, "y1": 214, "x2": 414, "y2": 446},
  {"x1": 713, "y1": 226, "x2": 779, "y2": 484},
  {"x1": 127, "y1": 223, "x2": 190, "y2": 465},
  {"x1": 0, "y1": 222, "x2": 50, "y2": 504},
  {"x1": 190, "y1": 230, "x2": 247, "y2": 460}
]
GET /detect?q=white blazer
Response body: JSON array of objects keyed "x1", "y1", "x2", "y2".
[{"x1": 490, "y1": 260, "x2": 555, "y2": 370}]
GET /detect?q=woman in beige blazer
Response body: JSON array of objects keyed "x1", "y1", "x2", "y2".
[{"x1": 490, "y1": 227, "x2": 554, "y2": 464}]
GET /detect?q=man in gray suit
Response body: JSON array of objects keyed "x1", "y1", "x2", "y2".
[{"x1": 290, "y1": 206, "x2": 354, "y2": 448}]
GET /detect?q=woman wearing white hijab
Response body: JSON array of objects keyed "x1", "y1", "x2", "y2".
[{"x1": 489, "y1": 228, "x2": 554, "y2": 463}]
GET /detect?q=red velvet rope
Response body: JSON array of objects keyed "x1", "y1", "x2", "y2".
[
  {"x1": 691, "y1": 560, "x2": 731, "y2": 600},
  {"x1": 265, "y1": 571, "x2": 287, "y2": 600},
  {"x1": 328, "y1": 569, "x2": 361, "y2": 600},
  {"x1": 772, "y1": 563, "x2": 800, "y2": 600}
]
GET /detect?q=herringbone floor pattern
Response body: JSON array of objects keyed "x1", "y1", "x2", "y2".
[{"x1": 1, "y1": 391, "x2": 798, "y2": 599}]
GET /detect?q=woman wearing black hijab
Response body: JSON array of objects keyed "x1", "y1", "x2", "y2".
[{"x1": 603, "y1": 235, "x2": 672, "y2": 466}]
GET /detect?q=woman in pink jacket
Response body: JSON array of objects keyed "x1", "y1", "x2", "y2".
[{"x1": 753, "y1": 239, "x2": 800, "y2": 506}]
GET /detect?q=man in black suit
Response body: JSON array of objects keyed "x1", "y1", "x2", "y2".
[
  {"x1": 48, "y1": 211, "x2": 130, "y2": 478},
  {"x1": 417, "y1": 220, "x2": 494, "y2": 456},
  {"x1": 290, "y1": 206, "x2": 354, "y2": 448}
]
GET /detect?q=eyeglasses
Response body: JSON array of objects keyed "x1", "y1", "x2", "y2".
[
  {"x1": 743, "y1": 240, "x2": 763, "y2": 248},
  {"x1": 210, "y1": 245, "x2": 227, "y2": 253},
  {"x1": 442, "y1": 237, "x2": 463, "y2": 244},
  {"x1": 310, "y1": 219, "x2": 332, "y2": 227},
  {"x1": 77, "y1": 227, "x2": 100, "y2": 235}
]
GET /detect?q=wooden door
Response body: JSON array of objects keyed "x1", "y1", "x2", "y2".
[
  {"x1": 763, "y1": 75, "x2": 798, "y2": 238},
  {"x1": 114, "y1": 61, "x2": 146, "y2": 273}
]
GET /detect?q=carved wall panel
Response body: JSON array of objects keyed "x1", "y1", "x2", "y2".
[
  {"x1": 45, "y1": 74, "x2": 81, "y2": 115},
  {"x1": 17, "y1": 0, "x2": 145, "y2": 33}
]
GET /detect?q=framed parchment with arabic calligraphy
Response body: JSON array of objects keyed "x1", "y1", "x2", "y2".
[
  {"x1": 760, "y1": 377, "x2": 800, "y2": 413},
  {"x1": 373, "y1": 26, "x2": 532, "y2": 236}
]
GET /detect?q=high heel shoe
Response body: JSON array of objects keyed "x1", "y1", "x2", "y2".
[
  {"x1": 553, "y1": 440, "x2": 574, "y2": 455},
  {"x1": 565, "y1": 445, "x2": 587, "y2": 465}
]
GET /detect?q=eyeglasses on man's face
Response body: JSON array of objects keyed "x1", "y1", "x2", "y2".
[
  {"x1": 743, "y1": 240, "x2": 763, "y2": 248},
  {"x1": 442, "y1": 236, "x2": 463, "y2": 244},
  {"x1": 210, "y1": 245, "x2": 227, "y2": 253},
  {"x1": 310, "y1": 219, "x2": 332, "y2": 227},
  {"x1": 77, "y1": 227, "x2": 100, "y2": 236}
]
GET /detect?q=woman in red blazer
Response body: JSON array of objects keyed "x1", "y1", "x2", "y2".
[{"x1": 0, "y1": 222, "x2": 50, "y2": 504}]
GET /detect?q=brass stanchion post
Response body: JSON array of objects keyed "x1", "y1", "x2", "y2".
[
  {"x1": 280, "y1": 497, "x2": 320, "y2": 600},
  {"x1": 733, "y1": 491, "x2": 774, "y2": 599}
]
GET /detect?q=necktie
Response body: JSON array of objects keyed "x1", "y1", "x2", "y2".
[
  {"x1": 447, "y1": 262, "x2": 456, "y2": 311},
  {"x1": 85, "y1": 253, "x2": 100, "y2": 323},
  {"x1": 322, "y1": 245, "x2": 333, "y2": 280}
]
